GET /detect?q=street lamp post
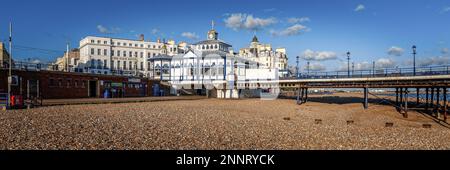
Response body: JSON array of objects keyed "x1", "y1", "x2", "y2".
[
  {"x1": 412, "y1": 45, "x2": 417, "y2": 76},
  {"x1": 307, "y1": 61, "x2": 310, "y2": 78},
  {"x1": 296, "y1": 56, "x2": 299, "y2": 78},
  {"x1": 352, "y1": 62, "x2": 354, "y2": 76},
  {"x1": 7, "y1": 22, "x2": 12, "y2": 109},
  {"x1": 372, "y1": 61, "x2": 375, "y2": 77},
  {"x1": 347, "y1": 52, "x2": 351, "y2": 78}
]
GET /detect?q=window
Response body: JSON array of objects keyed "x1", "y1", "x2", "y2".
[
  {"x1": 58, "y1": 79, "x2": 63, "y2": 87},
  {"x1": 74, "y1": 80, "x2": 78, "y2": 88},
  {"x1": 123, "y1": 61, "x2": 127, "y2": 70},
  {"x1": 67, "y1": 79, "x2": 71, "y2": 88},
  {"x1": 140, "y1": 52, "x2": 143, "y2": 58},
  {"x1": 153, "y1": 53, "x2": 156, "y2": 57},
  {"x1": 130, "y1": 51, "x2": 133, "y2": 57},
  {"x1": 49, "y1": 78, "x2": 56, "y2": 86},
  {"x1": 163, "y1": 64, "x2": 169, "y2": 74},
  {"x1": 104, "y1": 49, "x2": 107, "y2": 56},
  {"x1": 90, "y1": 48, "x2": 95, "y2": 55},
  {"x1": 147, "y1": 62, "x2": 151, "y2": 71},
  {"x1": 140, "y1": 44, "x2": 143, "y2": 48},
  {"x1": 104, "y1": 41, "x2": 107, "y2": 45},
  {"x1": 90, "y1": 59, "x2": 95, "y2": 68},
  {"x1": 97, "y1": 40, "x2": 101, "y2": 44},
  {"x1": 134, "y1": 52, "x2": 138, "y2": 57},
  {"x1": 140, "y1": 62, "x2": 143, "y2": 71},
  {"x1": 129, "y1": 43, "x2": 132, "y2": 47},
  {"x1": 153, "y1": 45, "x2": 156, "y2": 49},
  {"x1": 117, "y1": 60, "x2": 121, "y2": 70},
  {"x1": 118, "y1": 42, "x2": 121, "y2": 46},
  {"x1": 117, "y1": 50, "x2": 120, "y2": 56},
  {"x1": 97, "y1": 59, "x2": 102, "y2": 69},
  {"x1": 104, "y1": 59, "x2": 107, "y2": 69},
  {"x1": 111, "y1": 50, "x2": 115, "y2": 56},
  {"x1": 97, "y1": 49, "x2": 101, "y2": 55},
  {"x1": 91, "y1": 40, "x2": 95, "y2": 43},
  {"x1": 123, "y1": 51, "x2": 127, "y2": 57},
  {"x1": 135, "y1": 44, "x2": 138, "y2": 47},
  {"x1": 147, "y1": 53, "x2": 151, "y2": 58},
  {"x1": 112, "y1": 42, "x2": 115, "y2": 45},
  {"x1": 129, "y1": 61, "x2": 133, "y2": 70},
  {"x1": 111, "y1": 60, "x2": 114, "y2": 69}
]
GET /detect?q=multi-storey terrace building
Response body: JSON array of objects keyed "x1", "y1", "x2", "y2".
[{"x1": 76, "y1": 34, "x2": 186, "y2": 77}]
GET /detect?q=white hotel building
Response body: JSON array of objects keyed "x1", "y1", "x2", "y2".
[{"x1": 77, "y1": 35, "x2": 186, "y2": 77}]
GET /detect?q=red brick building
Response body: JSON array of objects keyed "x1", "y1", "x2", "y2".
[{"x1": 0, "y1": 69, "x2": 160, "y2": 100}]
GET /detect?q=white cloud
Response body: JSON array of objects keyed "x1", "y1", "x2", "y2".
[
  {"x1": 442, "y1": 48, "x2": 449, "y2": 54},
  {"x1": 300, "y1": 49, "x2": 337, "y2": 61},
  {"x1": 151, "y1": 28, "x2": 160, "y2": 35},
  {"x1": 387, "y1": 46, "x2": 404, "y2": 56},
  {"x1": 375, "y1": 58, "x2": 396, "y2": 68},
  {"x1": 355, "y1": 4, "x2": 365, "y2": 12},
  {"x1": 287, "y1": 17, "x2": 310, "y2": 24},
  {"x1": 442, "y1": 7, "x2": 450, "y2": 13},
  {"x1": 28, "y1": 58, "x2": 43, "y2": 64},
  {"x1": 263, "y1": 8, "x2": 277, "y2": 12},
  {"x1": 224, "y1": 13, "x2": 277, "y2": 31},
  {"x1": 338, "y1": 58, "x2": 396, "y2": 71},
  {"x1": 181, "y1": 32, "x2": 199, "y2": 40},
  {"x1": 418, "y1": 56, "x2": 450, "y2": 66},
  {"x1": 271, "y1": 24, "x2": 310, "y2": 37},
  {"x1": 304, "y1": 62, "x2": 327, "y2": 71},
  {"x1": 97, "y1": 25, "x2": 120, "y2": 34}
]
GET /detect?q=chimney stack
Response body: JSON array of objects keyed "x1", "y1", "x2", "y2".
[{"x1": 139, "y1": 34, "x2": 145, "y2": 41}]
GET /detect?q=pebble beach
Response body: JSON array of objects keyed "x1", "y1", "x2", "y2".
[{"x1": 1, "y1": 94, "x2": 449, "y2": 150}]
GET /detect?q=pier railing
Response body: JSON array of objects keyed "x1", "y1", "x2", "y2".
[
  {"x1": 3, "y1": 61, "x2": 450, "y2": 80},
  {"x1": 294, "y1": 65, "x2": 450, "y2": 79}
]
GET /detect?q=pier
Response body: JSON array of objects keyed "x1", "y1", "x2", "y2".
[{"x1": 278, "y1": 65, "x2": 450, "y2": 122}]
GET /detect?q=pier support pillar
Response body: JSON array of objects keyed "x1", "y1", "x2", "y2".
[
  {"x1": 305, "y1": 88, "x2": 308, "y2": 103},
  {"x1": 444, "y1": 88, "x2": 447, "y2": 122},
  {"x1": 436, "y1": 88, "x2": 440, "y2": 118},
  {"x1": 395, "y1": 88, "x2": 399, "y2": 106},
  {"x1": 425, "y1": 88, "x2": 429, "y2": 111},
  {"x1": 301, "y1": 88, "x2": 305, "y2": 104},
  {"x1": 431, "y1": 88, "x2": 435, "y2": 114},
  {"x1": 364, "y1": 87, "x2": 369, "y2": 109},
  {"x1": 296, "y1": 87, "x2": 301, "y2": 105},
  {"x1": 404, "y1": 88, "x2": 408, "y2": 118},
  {"x1": 416, "y1": 88, "x2": 420, "y2": 106},
  {"x1": 400, "y1": 88, "x2": 403, "y2": 108}
]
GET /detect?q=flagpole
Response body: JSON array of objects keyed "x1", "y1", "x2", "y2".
[
  {"x1": 66, "y1": 43, "x2": 69, "y2": 72},
  {"x1": 7, "y1": 21, "x2": 12, "y2": 109}
]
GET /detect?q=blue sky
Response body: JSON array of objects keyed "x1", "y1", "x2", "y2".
[{"x1": 0, "y1": 0, "x2": 449, "y2": 71}]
